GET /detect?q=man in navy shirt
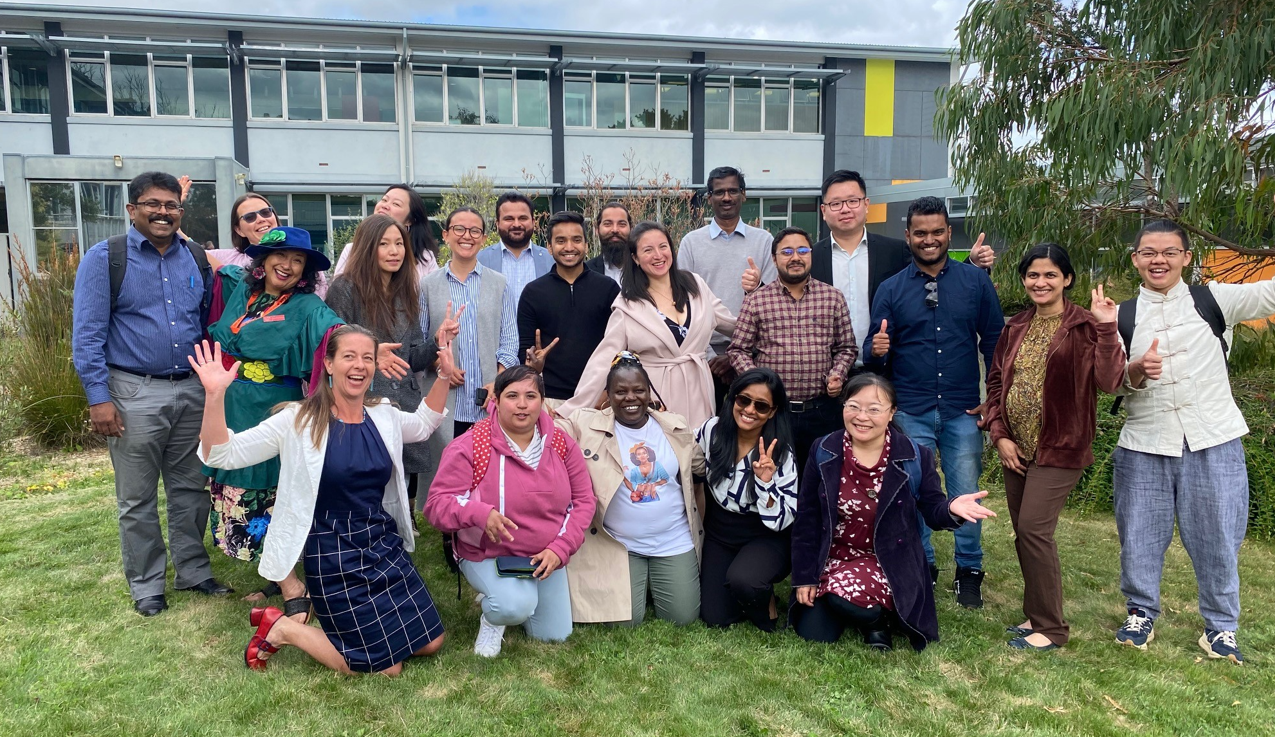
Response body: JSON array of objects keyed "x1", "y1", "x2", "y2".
[
  {"x1": 862, "y1": 196, "x2": 1004, "y2": 608},
  {"x1": 72, "y1": 171, "x2": 231, "y2": 617}
]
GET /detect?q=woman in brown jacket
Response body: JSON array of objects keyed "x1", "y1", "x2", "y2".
[{"x1": 984, "y1": 243, "x2": 1125, "y2": 650}]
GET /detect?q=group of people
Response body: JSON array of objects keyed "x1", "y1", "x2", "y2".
[{"x1": 70, "y1": 166, "x2": 1274, "y2": 677}]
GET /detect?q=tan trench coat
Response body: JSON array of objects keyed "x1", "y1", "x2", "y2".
[{"x1": 556, "y1": 407, "x2": 708, "y2": 623}]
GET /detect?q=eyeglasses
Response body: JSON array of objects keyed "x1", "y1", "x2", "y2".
[
  {"x1": 1134, "y1": 248, "x2": 1185, "y2": 260},
  {"x1": 823, "y1": 197, "x2": 865, "y2": 211},
  {"x1": 844, "y1": 402, "x2": 889, "y2": 418},
  {"x1": 611, "y1": 350, "x2": 643, "y2": 368},
  {"x1": 448, "y1": 224, "x2": 485, "y2": 238},
  {"x1": 924, "y1": 280, "x2": 938, "y2": 309},
  {"x1": 709, "y1": 187, "x2": 743, "y2": 198},
  {"x1": 778, "y1": 247, "x2": 812, "y2": 257},
  {"x1": 135, "y1": 200, "x2": 183, "y2": 213},
  {"x1": 238, "y1": 206, "x2": 275, "y2": 224},
  {"x1": 733, "y1": 394, "x2": 775, "y2": 415}
]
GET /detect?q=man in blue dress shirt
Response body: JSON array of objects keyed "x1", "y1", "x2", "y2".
[
  {"x1": 72, "y1": 171, "x2": 231, "y2": 617},
  {"x1": 476, "y1": 191, "x2": 553, "y2": 305},
  {"x1": 862, "y1": 196, "x2": 1005, "y2": 608}
]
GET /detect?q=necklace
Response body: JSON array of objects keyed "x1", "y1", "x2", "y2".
[{"x1": 230, "y1": 291, "x2": 291, "y2": 334}]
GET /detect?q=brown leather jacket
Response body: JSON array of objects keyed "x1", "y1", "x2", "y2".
[{"x1": 985, "y1": 300, "x2": 1125, "y2": 469}]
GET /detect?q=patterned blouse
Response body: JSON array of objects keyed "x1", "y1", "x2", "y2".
[
  {"x1": 695, "y1": 417, "x2": 798, "y2": 531},
  {"x1": 817, "y1": 432, "x2": 894, "y2": 610},
  {"x1": 1005, "y1": 312, "x2": 1064, "y2": 461}
]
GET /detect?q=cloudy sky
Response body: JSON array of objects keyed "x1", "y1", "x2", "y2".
[{"x1": 23, "y1": 0, "x2": 970, "y2": 47}]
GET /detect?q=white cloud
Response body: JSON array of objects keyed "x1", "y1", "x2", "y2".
[{"x1": 18, "y1": 0, "x2": 967, "y2": 47}]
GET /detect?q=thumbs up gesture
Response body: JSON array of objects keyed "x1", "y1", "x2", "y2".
[
  {"x1": 741, "y1": 256, "x2": 762, "y2": 293},
  {"x1": 871, "y1": 319, "x2": 891, "y2": 357},
  {"x1": 1129, "y1": 338, "x2": 1163, "y2": 387}
]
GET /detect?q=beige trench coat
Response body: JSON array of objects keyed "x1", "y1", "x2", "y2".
[{"x1": 556, "y1": 407, "x2": 708, "y2": 623}]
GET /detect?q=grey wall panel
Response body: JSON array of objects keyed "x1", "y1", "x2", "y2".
[
  {"x1": 895, "y1": 61, "x2": 951, "y2": 92},
  {"x1": 890, "y1": 136, "x2": 922, "y2": 180},
  {"x1": 841, "y1": 59, "x2": 867, "y2": 90},
  {"x1": 862, "y1": 137, "x2": 892, "y2": 180},
  {"x1": 834, "y1": 135, "x2": 864, "y2": 171},
  {"x1": 837, "y1": 83, "x2": 865, "y2": 138},
  {"x1": 920, "y1": 137, "x2": 949, "y2": 179},
  {"x1": 921, "y1": 94, "x2": 938, "y2": 138},
  {"x1": 893, "y1": 90, "x2": 924, "y2": 138}
]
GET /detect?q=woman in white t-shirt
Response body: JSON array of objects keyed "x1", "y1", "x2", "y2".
[{"x1": 556, "y1": 352, "x2": 707, "y2": 626}]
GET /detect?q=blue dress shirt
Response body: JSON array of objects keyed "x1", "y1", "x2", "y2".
[
  {"x1": 862, "y1": 258, "x2": 1005, "y2": 419},
  {"x1": 72, "y1": 226, "x2": 206, "y2": 406}
]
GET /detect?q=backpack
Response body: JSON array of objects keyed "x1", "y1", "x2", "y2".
[
  {"x1": 108, "y1": 233, "x2": 214, "y2": 321},
  {"x1": 1110, "y1": 285, "x2": 1228, "y2": 414}
]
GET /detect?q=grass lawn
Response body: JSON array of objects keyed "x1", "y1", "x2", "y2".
[{"x1": 2, "y1": 450, "x2": 1274, "y2": 736}]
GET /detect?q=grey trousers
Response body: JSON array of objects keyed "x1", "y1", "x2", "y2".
[
  {"x1": 1113, "y1": 439, "x2": 1248, "y2": 631},
  {"x1": 628, "y1": 549, "x2": 700, "y2": 626},
  {"x1": 107, "y1": 370, "x2": 212, "y2": 600}
]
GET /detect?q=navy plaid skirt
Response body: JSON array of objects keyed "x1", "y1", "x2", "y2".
[{"x1": 303, "y1": 508, "x2": 444, "y2": 673}]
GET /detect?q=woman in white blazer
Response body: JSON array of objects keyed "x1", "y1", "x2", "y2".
[{"x1": 193, "y1": 325, "x2": 455, "y2": 676}]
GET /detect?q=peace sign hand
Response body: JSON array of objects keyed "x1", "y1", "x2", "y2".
[
  {"x1": 751, "y1": 436, "x2": 779, "y2": 484},
  {"x1": 188, "y1": 339, "x2": 239, "y2": 397},
  {"x1": 525, "y1": 329, "x2": 560, "y2": 373},
  {"x1": 1090, "y1": 284, "x2": 1117, "y2": 324},
  {"x1": 436, "y1": 300, "x2": 465, "y2": 346}
]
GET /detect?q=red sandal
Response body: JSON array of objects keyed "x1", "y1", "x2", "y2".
[{"x1": 245, "y1": 606, "x2": 284, "y2": 671}]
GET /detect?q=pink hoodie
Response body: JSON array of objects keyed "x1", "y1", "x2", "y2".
[{"x1": 425, "y1": 411, "x2": 595, "y2": 566}]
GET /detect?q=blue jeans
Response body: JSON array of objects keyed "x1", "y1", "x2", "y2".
[
  {"x1": 894, "y1": 409, "x2": 984, "y2": 571},
  {"x1": 459, "y1": 558, "x2": 573, "y2": 642}
]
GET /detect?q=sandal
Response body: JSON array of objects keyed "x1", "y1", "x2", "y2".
[
  {"x1": 242, "y1": 581, "x2": 282, "y2": 604},
  {"x1": 283, "y1": 587, "x2": 313, "y2": 624},
  {"x1": 245, "y1": 606, "x2": 284, "y2": 670}
]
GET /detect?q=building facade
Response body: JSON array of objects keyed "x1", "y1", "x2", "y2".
[{"x1": 0, "y1": 3, "x2": 960, "y2": 306}]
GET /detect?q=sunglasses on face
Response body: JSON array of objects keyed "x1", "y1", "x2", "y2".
[
  {"x1": 733, "y1": 394, "x2": 775, "y2": 415},
  {"x1": 924, "y1": 280, "x2": 938, "y2": 308},
  {"x1": 238, "y1": 206, "x2": 276, "y2": 224}
]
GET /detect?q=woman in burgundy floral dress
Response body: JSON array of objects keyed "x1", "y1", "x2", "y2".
[{"x1": 790, "y1": 373, "x2": 995, "y2": 651}]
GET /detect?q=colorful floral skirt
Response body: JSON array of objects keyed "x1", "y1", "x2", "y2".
[{"x1": 210, "y1": 482, "x2": 277, "y2": 562}]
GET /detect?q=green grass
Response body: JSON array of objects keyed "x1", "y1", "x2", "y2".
[{"x1": 3, "y1": 457, "x2": 1275, "y2": 736}]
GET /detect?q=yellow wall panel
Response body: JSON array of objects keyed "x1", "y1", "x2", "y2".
[
  {"x1": 866, "y1": 203, "x2": 889, "y2": 224},
  {"x1": 864, "y1": 59, "x2": 895, "y2": 137}
]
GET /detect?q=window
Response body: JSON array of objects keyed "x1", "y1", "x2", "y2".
[
  {"x1": 703, "y1": 77, "x2": 822, "y2": 134},
  {"x1": 482, "y1": 69, "x2": 512, "y2": 125},
  {"x1": 191, "y1": 57, "x2": 230, "y2": 118},
  {"x1": 109, "y1": 53, "x2": 150, "y2": 116},
  {"x1": 70, "y1": 53, "x2": 108, "y2": 114},
  {"x1": 412, "y1": 66, "x2": 444, "y2": 123},
  {"x1": 291, "y1": 194, "x2": 329, "y2": 253},
  {"x1": 285, "y1": 60, "x2": 321, "y2": 121},
  {"x1": 705, "y1": 77, "x2": 729, "y2": 130},
  {"x1": 325, "y1": 62, "x2": 357, "y2": 120},
  {"x1": 7, "y1": 48, "x2": 50, "y2": 114},
  {"x1": 564, "y1": 71, "x2": 592, "y2": 128},
  {"x1": 516, "y1": 70, "x2": 549, "y2": 128},
  {"x1": 740, "y1": 196, "x2": 820, "y2": 236},
  {"x1": 660, "y1": 75, "x2": 688, "y2": 131},
  {"x1": 0, "y1": 50, "x2": 5, "y2": 112},
  {"x1": 595, "y1": 73, "x2": 626, "y2": 130},
  {"x1": 31, "y1": 183, "x2": 79, "y2": 263},
  {"x1": 248, "y1": 60, "x2": 282, "y2": 118},
  {"x1": 792, "y1": 80, "x2": 820, "y2": 133},
  {"x1": 629, "y1": 74, "x2": 656, "y2": 129},
  {"x1": 564, "y1": 71, "x2": 692, "y2": 131},
  {"x1": 360, "y1": 63, "x2": 396, "y2": 123},
  {"x1": 447, "y1": 66, "x2": 481, "y2": 125},
  {"x1": 248, "y1": 58, "x2": 395, "y2": 122},
  {"x1": 66, "y1": 49, "x2": 231, "y2": 119},
  {"x1": 763, "y1": 79, "x2": 789, "y2": 132},
  {"x1": 153, "y1": 58, "x2": 189, "y2": 116},
  {"x1": 415, "y1": 66, "x2": 546, "y2": 127},
  {"x1": 181, "y1": 183, "x2": 219, "y2": 247},
  {"x1": 732, "y1": 78, "x2": 761, "y2": 132}
]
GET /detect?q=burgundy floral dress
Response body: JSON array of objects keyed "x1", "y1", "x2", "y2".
[{"x1": 817, "y1": 433, "x2": 894, "y2": 610}]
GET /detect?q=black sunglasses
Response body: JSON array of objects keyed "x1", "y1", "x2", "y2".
[
  {"x1": 733, "y1": 394, "x2": 775, "y2": 415},
  {"x1": 924, "y1": 280, "x2": 938, "y2": 309},
  {"x1": 239, "y1": 206, "x2": 276, "y2": 225}
]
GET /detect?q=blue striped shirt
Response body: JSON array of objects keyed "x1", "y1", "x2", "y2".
[
  {"x1": 421, "y1": 262, "x2": 520, "y2": 423},
  {"x1": 72, "y1": 227, "x2": 205, "y2": 406},
  {"x1": 499, "y1": 241, "x2": 540, "y2": 305}
]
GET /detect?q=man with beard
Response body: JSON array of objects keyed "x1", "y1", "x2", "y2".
[
  {"x1": 72, "y1": 171, "x2": 231, "y2": 616},
  {"x1": 862, "y1": 196, "x2": 1004, "y2": 609},
  {"x1": 477, "y1": 191, "x2": 554, "y2": 305},
  {"x1": 585, "y1": 201, "x2": 631, "y2": 285},
  {"x1": 727, "y1": 227, "x2": 856, "y2": 472},
  {"x1": 519, "y1": 211, "x2": 621, "y2": 407}
]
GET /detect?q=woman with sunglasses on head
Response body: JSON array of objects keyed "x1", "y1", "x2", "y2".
[
  {"x1": 193, "y1": 325, "x2": 455, "y2": 675},
  {"x1": 696, "y1": 368, "x2": 798, "y2": 632},
  {"x1": 210, "y1": 193, "x2": 329, "y2": 298},
  {"x1": 556, "y1": 352, "x2": 708, "y2": 627},
  {"x1": 791, "y1": 373, "x2": 996, "y2": 652},
  {"x1": 558, "y1": 221, "x2": 736, "y2": 429},
  {"x1": 333, "y1": 184, "x2": 440, "y2": 280},
  {"x1": 982, "y1": 244, "x2": 1125, "y2": 651}
]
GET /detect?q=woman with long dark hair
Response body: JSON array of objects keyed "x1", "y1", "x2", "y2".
[
  {"x1": 193, "y1": 324, "x2": 455, "y2": 674},
  {"x1": 333, "y1": 184, "x2": 440, "y2": 279},
  {"x1": 558, "y1": 221, "x2": 735, "y2": 427},
  {"x1": 697, "y1": 368, "x2": 798, "y2": 631}
]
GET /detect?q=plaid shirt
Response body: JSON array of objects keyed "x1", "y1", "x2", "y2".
[{"x1": 728, "y1": 278, "x2": 857, "y2": 402}]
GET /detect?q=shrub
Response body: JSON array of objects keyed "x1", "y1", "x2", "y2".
[{"x1": 1, "y1": 245, "x2": 93, "y2": 450}]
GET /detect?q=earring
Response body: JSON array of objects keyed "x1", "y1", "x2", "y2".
[
  {"x1": 252, "y1": 266, "x2": 265, "y2": 279},
  {"x1": 327, "y1": 375, "x2": 333, "y2": 388},
  {"x1": 297, "y1": 279, "x2": 308, "y2": 288}
]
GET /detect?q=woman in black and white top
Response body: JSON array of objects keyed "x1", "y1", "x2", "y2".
[{"x1": 696, "y1": 368, "x2": 798, "y2": 631}]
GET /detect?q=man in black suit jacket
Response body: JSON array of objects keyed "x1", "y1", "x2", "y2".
[
  {"x1": 811, "y1": 170, "x2": 993, "y2": 366},
  {"x1": 583, "y1": 200, "x2": 632, "y2": 285}
]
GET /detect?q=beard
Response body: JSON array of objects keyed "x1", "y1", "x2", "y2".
[
  {"x1": 601, "y1": 236, "x2": 628, "y2": 267},
  {"x1": 778, "y1": 266, "x2": 810, "y2": 285},
  {"x1": 501, "y1": 228, "x2": 532, "y2": 250}
]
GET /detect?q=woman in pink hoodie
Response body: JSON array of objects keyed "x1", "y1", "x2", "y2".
[{"x1": 425, "y1": 365, "x2": 595, "y2": 658}]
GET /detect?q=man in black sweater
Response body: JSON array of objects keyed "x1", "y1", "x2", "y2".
[{"x1": 519, "y1": 211, "x2": 622, "y2": 406}]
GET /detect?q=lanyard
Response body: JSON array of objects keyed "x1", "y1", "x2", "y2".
[{"x1": 229, "y1": 291, "x2": 291, "y2": 334}]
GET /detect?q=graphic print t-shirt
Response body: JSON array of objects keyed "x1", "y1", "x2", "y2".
[{"x1": 604, "y1": 419, "x2": 694, "y2": 557}]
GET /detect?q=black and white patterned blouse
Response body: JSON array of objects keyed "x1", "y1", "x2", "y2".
[{"x1": 695, "y1": 417, "x2": 798, "y2": 531}]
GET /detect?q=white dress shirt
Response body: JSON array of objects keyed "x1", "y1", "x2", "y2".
[{"x1": 830, "y1": 230, "x2": 871, "y2": 366}]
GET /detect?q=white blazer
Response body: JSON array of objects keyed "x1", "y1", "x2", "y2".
[{"x1": 200, "y1": 398, "x2": 447, "y2": 582}]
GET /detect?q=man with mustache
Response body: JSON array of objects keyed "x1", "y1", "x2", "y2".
[
  {"x1": 585, "y1": 201, "x2": 632, "y2": 285},
  {"x1": 519, "y1": 211, "x2": 621, "y2": 407},
  {"x1": 72, "y1": 171, "x2": 232, "y2": 617},
  {"x1": 477, "y1": 191, "x2": 554, "y2": 305}
]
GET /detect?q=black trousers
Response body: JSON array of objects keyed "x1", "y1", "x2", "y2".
[
  {"x1": 793, "y1": 593, "x2": 887, "y2": 643},
  {"x1": 700, "y1": 534, "x2": 790, "y2": 632},
  {"x1": 790, "y1": 397, "x2": 843, "y2": 475}
]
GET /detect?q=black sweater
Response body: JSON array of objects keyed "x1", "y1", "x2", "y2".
[{"x1": 517, "y1": 267, "x2": 621, "y2": 400}]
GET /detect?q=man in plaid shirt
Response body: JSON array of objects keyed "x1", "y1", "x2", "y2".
[{"x1": 728, "y1": 227, "x2": 858, "y2": 473}]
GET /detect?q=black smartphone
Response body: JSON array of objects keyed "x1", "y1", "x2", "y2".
[
  {"x1": 495, "y1": 555, "x2": 537, "y2": 578},
  {"x1": 474, "y1": 387, "x2": 489, "y2": 407}
]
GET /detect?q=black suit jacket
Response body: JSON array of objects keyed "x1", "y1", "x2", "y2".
[
  {"x1": 810, "y1": 232, "x2": 912, "y2": 308},
  {"x1": 585, "y1": 255, "x2": 606, "y2": 274}
]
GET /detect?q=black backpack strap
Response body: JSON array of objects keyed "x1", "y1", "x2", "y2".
[
  {"x1": 107, "y1": 234, "x2": 129, "y2": 311},
  {"x1": 1110, "y1": 298, "x2": 1139, "y2": 415},
  {"x1": 1188, "y1": 284, "x2": 1228, "y2": 360}
]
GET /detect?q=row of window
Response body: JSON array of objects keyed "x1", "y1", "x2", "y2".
[{"x1": 1, "y1": 47, "x2": 822, "y2": 133}]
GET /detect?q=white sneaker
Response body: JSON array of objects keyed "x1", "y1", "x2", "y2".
[{"x1": 474, "y1": 615, "x2": 505, "y2": 658}]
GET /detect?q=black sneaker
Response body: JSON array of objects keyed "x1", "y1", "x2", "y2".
[
  {"x1": 929, "y1": 564, "x2": 940, "y2": 589},
  {"x1": 1199, "y1": 629, "x2": 1243, "y2": 665},
  {"x1": 953, "y1": 567, "x2": 985, "y2": 609},
  {"x1": 1115, "y1": 607, "x2": 1155, "y2": 649}
]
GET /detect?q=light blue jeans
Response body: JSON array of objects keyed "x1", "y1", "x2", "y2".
[
  {"x1": 894, "y1": 409, "x2": 984, "y2": 571},
  {"x1": 459, "y1": 558, "x2": 573, "y2": 642}
]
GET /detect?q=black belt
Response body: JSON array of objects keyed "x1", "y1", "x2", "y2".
[
  {"x1": 789, "y1": 396, "x2": 832, "y2": 414},
  {"x1": 108, "y1": 364, "x2": 194, "y2": 381}
]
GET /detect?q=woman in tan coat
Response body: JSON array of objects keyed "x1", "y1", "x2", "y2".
[
  {"x1": 557, "y1": 221, "x2": 735, "y2": 428},
  {"x1": 557, "y1": 353, "x2": 708, "y2": 625}
]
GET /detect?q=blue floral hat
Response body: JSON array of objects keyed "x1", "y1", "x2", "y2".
[{"x1": 245, "y1": 226, "x2": 331, "y2": 271}]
